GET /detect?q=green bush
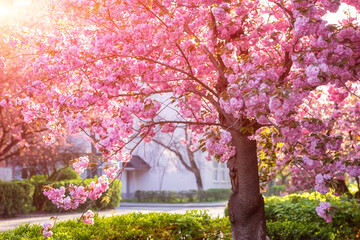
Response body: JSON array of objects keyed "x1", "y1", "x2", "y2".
[
  {"x1": 265, "y1": 192, "x2": 360, "y2": 238},
  {"x1": 263, "y1": 184, "x2": 286, "y2": 196},
  {"x1": 101, "y1": 180, "x2": 122, "y2": 209},
  {"x1": 223, "y1": 193, "x2": 360, "y2": 239},
  {"x1": 48, "y1": 167, "x2": 80, "y2": 181},
  {"x1": 134, "y1": 188, "x2": 231, "y2": 203},
  {"x1": 32, "y1": 178, "x2": 121, "y2": 212},
  {"x1": 267, "y1": 220, "x2": 335, "y2": 240},
  {"x1": 0, "y1": 181, "x2": 35, "y2": 217},
  {"x1": 1, "y1": 204, "x2": 360, "y2": 239},
  {"x1": 29, "y1": 174, "x2": 47, "y2": 182},
  {"x1": 0, "y1": 211, "x2": 231, "y2": 240}
]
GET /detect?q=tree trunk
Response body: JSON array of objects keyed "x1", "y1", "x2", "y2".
[
  {"x1": 334, "y1": 179, "x2": 352, "y2": 198},
  {"x1": 187, "y1": 147, "x2": 204, "y2": 191},
  {"x1": 193, "y1": 168, "x2": 203, "y2": 191},
  {"x1": 227, "y1": 130, "x2": 266, "y2": 240}
]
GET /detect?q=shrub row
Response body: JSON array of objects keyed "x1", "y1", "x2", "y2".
[
  {"x1": 0, "y1": 211, "x2": 231, "y2": 240},
  {"x1": 0, "y1": 178, "x2": 121, "y2": 217},
  {"x1": 0, "y1": 181, "x2": 35, "y2": 217},
  {"x1": 3, "y1": 208, "x2": 359, "y2": 240},
  {"x1": 134, "y1": 188, "x2": 231, "y2": 203},
  {"x1": 2, "y1": 194, "x2": 360, "y2": 239}
]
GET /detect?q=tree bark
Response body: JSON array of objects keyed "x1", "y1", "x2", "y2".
[
  {"x1": 334, "y1": 179, "x2": 352, "y2": 198},
  {"x1": 227, "y1": 130, "x2": 266, "y2": 240},
  {"x1": 186, "y1": 147, "x2": 204, "y2": 191},
  {"x1": 193, "y1": 168, "x2": 203, "y2": 191}
]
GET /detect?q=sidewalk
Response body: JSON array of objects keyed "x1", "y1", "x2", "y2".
[{"x1": 0, "y1": 202, "x2": 227, "y2": 233}]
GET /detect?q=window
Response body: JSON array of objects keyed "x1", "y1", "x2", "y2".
[{"x1": 213, "y1": 159, "x2": 229, "y2": 183}]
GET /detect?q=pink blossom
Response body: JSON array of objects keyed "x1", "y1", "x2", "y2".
[
  {"x1": 88, "y1": 175, "x2": 109, "y2": 200},
  {"x1": 315, "y1": 174, "x2": 330, "y2": 195},
  {"x1": 212, "y1": 7, "x2": 230, "y2": 23},
  {"x1": 82, "y1": 210, "x2": 95, "y2": 225},
  {"x1": 316, "y1": 202, "x2": 332, "y2": 223},
  {"x1": 189, "y1": 145, "x2": 197, "y2": 152},
  {"x1": 11, "y1": 0, "x2": 360, "y2": 229},
  {"x1": 43, "y1": 133, "x2": 56, "y2": 145},
  {"x1": 269, "y1": 97, "x2": 282, "y2": 113},
  {"x1": 104, "y1": 162, "x2": 120, "y2": 179},
  {"x1": 160, "y1": 123, "x2": 176, "y2": 133},
  {"x1": 72, "y1": 156, "x2": 89, "y2": 174},
  {"x1": 42, "y1": 222, "x2": 53, "y2": 238},
  {"x1": 179, "y1": 138, "x2": 189, "y2": 145},
  {"x1": 0, "y1": 57, "x2": 5, "y2": 70},
  {"x1": 303, "y1": 156, "x2": 314, "y2": 167}
]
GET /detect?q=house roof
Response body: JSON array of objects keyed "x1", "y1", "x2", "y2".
[{"x1": 124, "y1": 155, "x2": 150, "y2": 170}]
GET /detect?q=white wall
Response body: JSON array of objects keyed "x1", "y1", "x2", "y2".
[
  {"x1": 121, "y1": 130, "x2": 231, "y2": 196},
  {"x1": 0, "y1": 168, "x2": 12, "y2": 181}
]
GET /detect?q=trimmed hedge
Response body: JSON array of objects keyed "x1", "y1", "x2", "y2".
[
  {"x1": 0, "y1": 181, "x2": 35, "y2": 217},
  {"x1": 0, "y1": 211, "x2": 231, "y2": 240},
  {"x1": 134, "y1": 188, "x2": 231, "y2": 203},
  {"x1": 32, "y1": 178, "x2": 122, "y2": 212},
  {"x1": 1, "y1": 206, "x2": 360, "y2": 239}
]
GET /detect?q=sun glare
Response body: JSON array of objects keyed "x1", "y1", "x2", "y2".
[
  {"x1": 0, "y1": 0, "x2": 31, "y2": 21},
  {"x1": 13, "y1": 0, "x2": 31, "y2": 7}
]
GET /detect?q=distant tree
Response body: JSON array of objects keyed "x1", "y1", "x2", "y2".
[
  {"x1": 12, "y1": 133, "x2": 83, "y2": 178},
  {"x1": 153, "y1": 128, "x2": 204, "y2": 191},
  {"x1": 0, "y1": 24, "x2": 49, "y2": 165}
]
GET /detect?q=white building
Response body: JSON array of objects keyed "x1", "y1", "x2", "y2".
[
  {"x1": 80, "y1": 92, "x2": 231, "y2": 198},
  {"x1": 78, "y1": 132, "x2": 231, "y2": 198},
  {"x1": 119, "y1": 141, "x2": 231, "y2": 198}
]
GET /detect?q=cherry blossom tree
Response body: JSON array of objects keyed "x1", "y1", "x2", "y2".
[
  {"x1": 3, "y1": 0, "x2": 360, "y2": 239},
  {"x1": 0, "y1": 23, "x2": 51, "y2": 165},
  {"x1": 279, "y1": 85, "x2": 360, "y2": 198}
]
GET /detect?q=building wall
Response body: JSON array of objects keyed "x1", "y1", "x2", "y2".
[
  {"x1": 0, "y1": 167, "x2": 12, "y2": 181},
  {"x1": 120, "y1": 130, "x2": 231, "y2": 197},
  {"x1": 120, "y1": 157, "x2": 231, "y2": 197}
]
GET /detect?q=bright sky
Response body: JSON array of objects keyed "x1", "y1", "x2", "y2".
[
  {"x1": 0, "y1": 0, "x2": 32, "y2": 20},
  {"x1": 324, "y1": 3, "x2": 358, "y2": 24},
  {"x1": 0, "y1": 1, "x2": 358, "y2": 22}
]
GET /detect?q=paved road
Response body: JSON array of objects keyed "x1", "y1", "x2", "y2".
[{"x1": 0, "y1": 202, "x2": 227, "y2": 233}]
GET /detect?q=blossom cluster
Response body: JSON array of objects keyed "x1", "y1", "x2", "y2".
[
  {"x1": 42, "y1": 222, "x2": 53, "y2": 238},
  {"x1": 82, "y1": 210, "x2": 95, "y2": 225},
  {"x1": 205, "y1": 129, "x2": 235, "y2": 162},
  {"x1": 72, "y1": 156, "x2": 89, "y2": 174},
  {"x1": 43, "y1": 176, "x2": 109, "y2": 210},
  {"x1": 315, "y1": 202, "x2": 332, "y2": 223}
]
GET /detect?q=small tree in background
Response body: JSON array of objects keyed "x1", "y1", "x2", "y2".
[{"x1": 153, "y1": 127, "x2": 204, "y2": 191}]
